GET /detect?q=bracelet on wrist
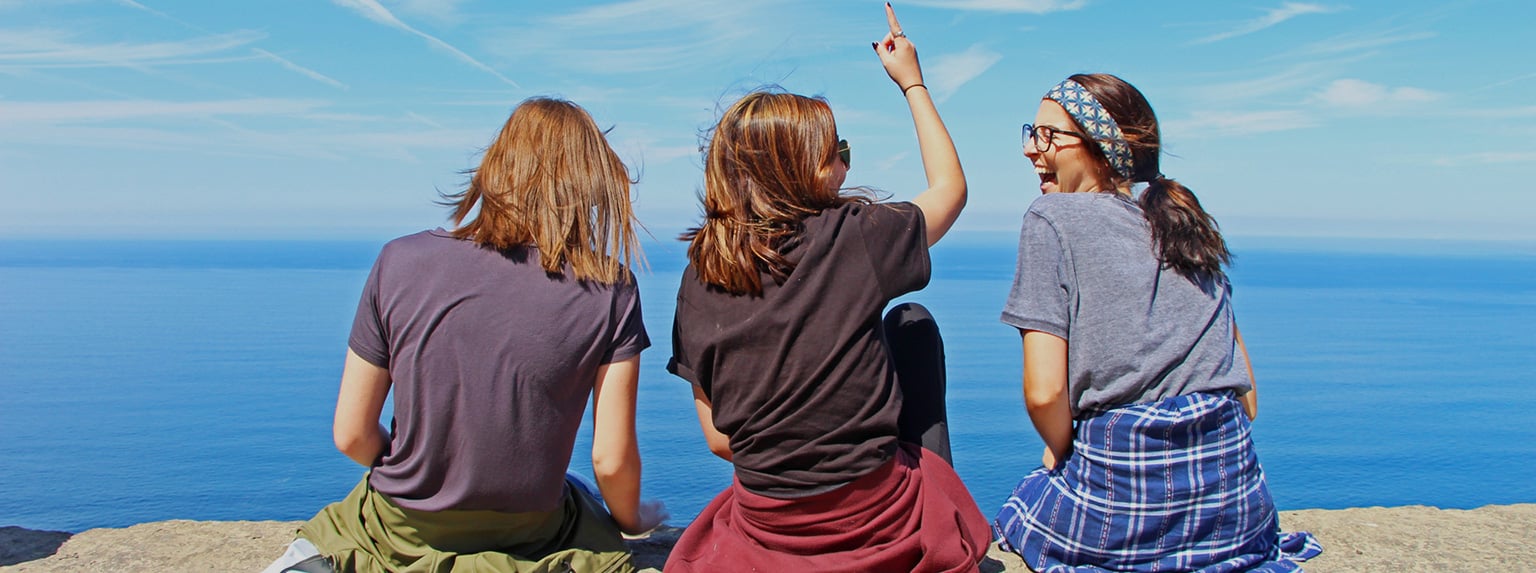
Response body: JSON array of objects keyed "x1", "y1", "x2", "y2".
[{"x1": 902, "y1": 83, "x2": 927, "y2": 95}]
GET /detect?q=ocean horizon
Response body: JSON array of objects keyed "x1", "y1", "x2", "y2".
[{"x1": 2, "y1": 233, "x2": 1533, "y2": 533}]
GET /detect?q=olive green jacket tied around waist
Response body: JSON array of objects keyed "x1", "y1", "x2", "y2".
[{"x1": 298, "y1": 474, "x2": 635, "y2": 573}]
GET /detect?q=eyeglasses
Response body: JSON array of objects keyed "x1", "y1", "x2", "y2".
[
  {"x1": 837, "y1": 138, "x2": 851, "y2": 168},
  {"x1": 1022, "y1": 124, "x2": 1089, "y2": 153}
]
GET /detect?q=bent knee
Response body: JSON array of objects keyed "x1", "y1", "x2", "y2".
[{"x1": 884, "y1": 301, "x2": 935, "y2": 328}]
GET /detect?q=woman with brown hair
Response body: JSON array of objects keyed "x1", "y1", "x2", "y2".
[
  {"x1": 263, "y1": 97, "x2": 664, "y2": 573},
  {"x1": 993, "y1": 73, "x2": 1321, "y2": 571},
  {"x1": 662, "y1": 6, "x2": 989, "y2": 572}
]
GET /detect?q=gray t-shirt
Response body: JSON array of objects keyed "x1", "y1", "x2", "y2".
[
  {"x1": 349, "y1": 229, "x2": 649, "y2": 513},
  {"x1": 1002, "y1": 193, "x2": 1250, "y2": 418}
]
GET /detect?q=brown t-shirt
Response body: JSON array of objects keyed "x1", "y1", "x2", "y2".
[
  {"x1": 668, "y1": 202, "x2": 929, "y2": 498},
  {"x1": 349, "y1": 229, "x2": 649, "y2": 513}
]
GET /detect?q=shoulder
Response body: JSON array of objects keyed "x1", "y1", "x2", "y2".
[
  {"x1": 373, "y1": 229, "x2": 444, "y2": 264},
  {"x1": 381, "y1": 229, "x2": 461, "y2": 255},
  {"x1": 1028, "y1": 192, "x2": 1134, "y2": 216},
  {"x1": 823, "y1": 200, "x2": 923, "y2": 230},
  {"x1": 606, "y1": 266, "x2": 642, "y2": 296},
  {"x1": 797, "y1": 201, "x2": 922, "y2": 246},
  {"x1": 815, "y1": 200, "x2": 919, "y2": 221},
  {"x1": 1027, "y1": 193, "x2": 1141, "y2": 230}
]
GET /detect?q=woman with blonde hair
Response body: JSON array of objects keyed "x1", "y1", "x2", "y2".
[
  {"x1": 993, "y1": 73, "x2": 1321, "y2": 571},
  {"x1": 663, "y1": 6, "x2": 989, "y2": 572},
  {"x1": 264, "y1": 97, "x2": 664, "y2": 573}
]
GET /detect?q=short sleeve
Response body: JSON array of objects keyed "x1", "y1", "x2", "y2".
[
  {"x1": 348, "y1": 255, "x2": 391, "y2": 368},
  {"x1": 857, "y1": 202, "x2": 931, "y2": 300},
  {"x1": 1000, "y1": 209, "x2": 1071, "y2": 338},
  {"x1": 602, "y1": 273, "x2": 651, "y2": 364},
  {"x1": 666, "y1": 274, "x2": 709, "y2": 392}
]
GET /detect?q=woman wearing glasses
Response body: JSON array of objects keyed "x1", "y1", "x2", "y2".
[
  {"x1": 662, "y1": 6, "x2": 987, "y2": 572},
  {"x1": 992, "y1": 73, "x2": 1322, "y2": 571}
]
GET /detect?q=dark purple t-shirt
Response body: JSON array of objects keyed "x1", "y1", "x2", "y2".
[
  {"x1": 668, "y1": 202, "x2": 929, "y2": 498},
  {"x1": 349, "y1": 229, "x2": 649, "y2": 513}
]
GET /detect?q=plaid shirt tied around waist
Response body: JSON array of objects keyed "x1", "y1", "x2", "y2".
[{"x1": 994, "y1": 392, "x2": 1322, "y2": 572}]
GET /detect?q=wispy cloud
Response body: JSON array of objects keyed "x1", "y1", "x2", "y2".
[
  {"x1": 10, "y1": 124, "x2": 485, "y2": 161},
  {"x1": 384, "y1": 0, "x2": 467, "y2": 25},
  {"x1": 112, "y1": 0, "x2": 197, "y2": 28},
  {"x1": 1310, "y1": 78, "x2": 1440, "y2": 108},
  {"x1": 1268, "y1": 28, "x2": 1435, "y2": 60},
  {"x1": 0, "y1": 98, "x2": 483, "y2": 160},
  {"x1": 252, "y1": 49, "x2": 348, "y2": 90},
  {"x1": 1163, "y1": 110, "x2": 1316, "y2": 138},
  {"x1": 0, "y1": 28, "x2": 264, "y2": 68},
  {"x1": 0, "y1": 98, "x2": 326, "y2": 123},
  {"x1": 113, "y1": 1, "x2": 348, "y2": 89},
  {"x1": 926, "y1": 44, "x2": 1002, "y2": 103},
  {"x1": 876, "y1": 151, "x2": 911, "y2": 173},
  {"x1": 1433, "y1": 151, "x2": 1536, "y2": 167},
  {"x1": 1194, "y1": 3, "x2": 1339, "y2": 44},
  {"x1": 1470, "y1": 72, "x2": 1536, "y2": 93},
  {"x1": 404, "y1": 111, "x2": 443, "y2": 128},
  {"x1": 1449, "y1": 105, "x2": 1536, "y2": 120},
  {"x1": 1188, "y1": 61, "x2": 1347, "y2": 105},
  {"x1": 485, "y1": 0, "x2": 781, "y2": 75},
  {"x1": 900, "y1": 0, "x2": 1086, "y2": 13},
  {"x1": 331, "y1": 0, "x2": 519, "y2": 87}
]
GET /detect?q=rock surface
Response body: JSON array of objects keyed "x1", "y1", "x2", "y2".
[{"x1": 3, "y1": 504, "x2": 1532, "y2": 572}]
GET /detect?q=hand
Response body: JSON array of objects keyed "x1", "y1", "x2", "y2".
[
  {"x1": 620, "y1": 498, "x2": 669, "y2": 536},
  {"x1": 1041, "y1": 446, "x2": 1057, "y2": 469},
  {"x1": 872, "y1": 3, "x2": 923, "y2": 92}
]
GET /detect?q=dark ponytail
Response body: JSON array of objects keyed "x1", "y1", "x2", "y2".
[
  {"x1": 1065, "y1": 73, "x2": 1231, "y2": 279},
  {"x1": 1139, "y1": 176, "x2": 1230, "y2": 278}
]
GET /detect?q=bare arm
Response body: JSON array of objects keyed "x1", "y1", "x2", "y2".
[
  {"x1": 873, "y1": 4, "x2": 966, "y2": 247},
  {"x1": 1235, "y1": 324, "x2": 1258, "y2": 421},
  {"x1": 333, "y1": 348, "x2": 392, "y2": 467},
  {"x1": 1022, "y1": 330, "x2": 1073, "y2": 468},
  {"x1": 692, "y1": 385, "x2": 733, "y2": 462},
  {"x1": 591, "y1": 356, "x2": 666, "y2": 535}
]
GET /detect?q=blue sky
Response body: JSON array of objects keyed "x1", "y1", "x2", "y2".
[{"x1": 2, "y1": 0, "x2": 1532, "y2": 242}]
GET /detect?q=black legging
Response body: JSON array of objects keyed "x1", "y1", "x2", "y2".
[{"x1": 883, "y1": 302, "x2": 954, "y2": 466}]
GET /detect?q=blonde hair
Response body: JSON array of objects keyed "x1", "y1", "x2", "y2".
[
  {"x1": 684, "y1": 90, "x2": 869, "y2": 296},
  {"x1": 443, "y1": 97, "x2": 639, "y2": 284}
]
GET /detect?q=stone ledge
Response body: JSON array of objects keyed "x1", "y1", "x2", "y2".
[{"x1": 4, "y1": 504, "x2": 1533, "y2": 572}]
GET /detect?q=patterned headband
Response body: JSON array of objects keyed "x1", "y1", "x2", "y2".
[{"x1": 1044, "y1": 79, "x2": 1135, "y2": 180}]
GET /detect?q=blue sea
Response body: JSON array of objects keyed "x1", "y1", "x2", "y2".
[{"x1": 2, "y1": 236, "x2": 1533, "y2": 533}]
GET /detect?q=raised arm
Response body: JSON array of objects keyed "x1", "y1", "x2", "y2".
[
  {"x1": 1234, "y1": 324, "x2": 1258, "y2": 421},
  {"x1": 591, "y1": 356, "x2": 666, "y2": 534},
  {"x1": 872, "y1": 3, "x2": 966, "y2": 247},
  {"x1": 1021, "y1": 330, "x2": 1073, "y2": 468},
  {"x1": 692, "y1": 385, "x2": 733, "y2": 462}
]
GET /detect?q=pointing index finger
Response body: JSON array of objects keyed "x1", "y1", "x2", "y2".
[{"x1": 885, "y1": 3, "x2": 902, "y2": 34}]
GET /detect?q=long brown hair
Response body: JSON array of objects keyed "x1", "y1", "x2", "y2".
[
  {"x1": 441, "y1": 97, "x2": 639, "y2": 284},
  {"x1": 684, "y1": 90, "x2": 870, "y2": 296},
  {"x1": 1068, "y1": 73, "x2": 1231, "y2": 278}
]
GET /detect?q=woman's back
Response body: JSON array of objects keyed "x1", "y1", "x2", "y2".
[
  {"x1": 661, "y1": 8, "x2": 991, "y2": 571},
  {"x1": 1003, "y1": 192, "x2": 1249, "y2": 416},
  {"x1": 354, "y1": 229, "x2": 648, "y2": 513},
  {"x1": 265, "y1": 96, "x2": 658, "y2": 573},
  {"x1": 670, "y1": 202, "x2": 927, "y2": 497}
]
